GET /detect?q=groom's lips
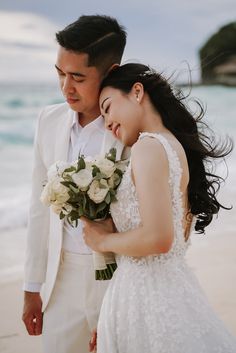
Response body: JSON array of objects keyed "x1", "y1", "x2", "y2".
[{"x1": 66, "y1": 97, "x2": 79, "y2": 104}]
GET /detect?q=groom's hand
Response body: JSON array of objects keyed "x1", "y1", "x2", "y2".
[
  {"x1": 22, "y1": 291, "x2": 43, "y2": 335},
  {"x1": 89, "y1": 329, "x2": 97, "y2": 352}
]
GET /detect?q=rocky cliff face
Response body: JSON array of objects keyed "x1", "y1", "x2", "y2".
[{"x1": 199, "y1": 22, "x2": 236, "y2": 85}]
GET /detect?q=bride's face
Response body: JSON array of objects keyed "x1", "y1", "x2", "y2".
[{"x1": 99, "y1": 86, "x2": 142, "y2": 146}]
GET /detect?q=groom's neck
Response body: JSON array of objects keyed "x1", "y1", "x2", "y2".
[{"x1": 78, "y1": 110, "x2": 100, "y2": 127}]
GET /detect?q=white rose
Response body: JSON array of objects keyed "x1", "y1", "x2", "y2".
[
  {"x1": 47, "y1": 161, "x2": 71, "y2": 181},
  {"x1": 51, "y1": 178, "x2": 70, "y2": 204},
  {"x1": 95, "y1": 158, "x2": 116, "y2": 178},
  {"x1": 41, "y1": 178, "x2": 69, "y2": 203},
  {"x1": 40, "y1": 177, "x2": 70, "y2": 213},
  {"x1": 51, "y1": 201, "x2": 63, "y2": 215},
  {"x1": 72, "y1": 169, "x2": 93, "y2": 189},
  {"x1": 87, "y1": 179, "x2": 109, "y2": 204}
]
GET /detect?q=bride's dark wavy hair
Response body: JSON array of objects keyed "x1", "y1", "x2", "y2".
[{"x1": 100, "y1": 63, "x2": 233, "y2": 234}]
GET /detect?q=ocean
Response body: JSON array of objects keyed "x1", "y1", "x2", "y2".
[
  {"x1": 0, "y1": 83, "x2": 235, "y2": 281},
  {"x1": 0, "y1": 83, "x2": 236, "y2": 231}
]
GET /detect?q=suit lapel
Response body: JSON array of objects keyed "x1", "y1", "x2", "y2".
[
  {"x1": 54, "y1": 107, "x2": 74, "y2": 240},
  {"x1": 54, "y1": 107, "x2": 74, "y2": 161}
]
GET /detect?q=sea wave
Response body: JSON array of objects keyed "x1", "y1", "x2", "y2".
[
  {"x1": 0, "y1": 192, "x2": 30, "y2": 230},
  {"x1": 0, "y1": 84, "x2": 235, "y2": 230}
]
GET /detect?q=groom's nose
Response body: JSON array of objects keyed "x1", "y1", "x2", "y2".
[{"x1": 62, "y1": 75, "x2": 75, "y2": 95}]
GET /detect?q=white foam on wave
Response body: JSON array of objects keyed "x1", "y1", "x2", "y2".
[{"x1": 0, "y1": 192, "x2": 30, "y2": 230}]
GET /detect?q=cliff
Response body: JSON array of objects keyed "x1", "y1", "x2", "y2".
[{"x1": 199, "y1": 22, "x2": 236, "y2": 85}]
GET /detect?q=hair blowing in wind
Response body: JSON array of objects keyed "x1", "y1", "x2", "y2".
[{"x1": 101, "y1": 63, "x2": 233, "y2": 234}]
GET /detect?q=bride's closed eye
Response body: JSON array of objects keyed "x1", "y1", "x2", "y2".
[{"x1": 104, "y1": 104, "x2": 110, "y2": 114}]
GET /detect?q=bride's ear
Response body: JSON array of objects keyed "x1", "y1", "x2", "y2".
[{"x1": 131, "y1": 82, "x2": 144, "y2": 104}]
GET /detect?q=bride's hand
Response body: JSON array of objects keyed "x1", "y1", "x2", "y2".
[
  {"x1": 89, "y1": 329, "x2": 97, "y2": 352},
  {"x1": 81, "y1": 217, "x2": 115, "y2": 252}
]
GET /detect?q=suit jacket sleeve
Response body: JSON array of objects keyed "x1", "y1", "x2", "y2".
[{"x1": 24, "y1": 108, "x2": 50, "y2": 284}]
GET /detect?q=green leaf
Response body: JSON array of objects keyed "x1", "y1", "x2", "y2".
[
  {"x1": 96, "y1": 202, "x2": 107, "y2": 213},
  {"x1": 70, "y1": 210, "x2": 79, "y2": 221},
  {"x1": 89, "y1": 202, "x2": 96, "y2": 219},
  {"x1": 59, "y1": 211, "x2": 65, "y2": 220},
  {"x1": 92, "y1": 165, "x2": 101, "y2": 177},
  {"x1": 69, "y1": 184, "x2": 79, "y2": 193},
  {"x1": 68, "y1": 193, "x2": 80, "y2": 203},
  {"x1": 106, "y1": 148, "x2": 117, "y2": 162},
  {"x1": 63, "y1": 166, "x2": 76, "y2": 174},
  {"x1": 76, "y1": 156, "x2": 86, "y2": 172},
  {"x1": 82, "y1": 194, "x2": 87, "y2": 209},
  {"x1": 104, "y1": 192, "x2": 111, "y2": 204},
  {"x1": 78, "y1": 205, "x2": 84, "y2": 217},
  {"x1": 115, "y1": 168, "x2": 123, "y2": 177},
  {"x1": 60, "y1": 181, "x2": 75, "y2": 188}
]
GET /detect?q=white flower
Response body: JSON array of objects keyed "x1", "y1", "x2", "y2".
[
  {"x1": 95, "y1": 158, "x2": 116, "y2": 178},
  {"x1": 51, "y1": 178, "x2": 70, "y2": 204},
  {"x1": 40, "y1": 177, "x2": 69, "y2": 207},
  {"x1": 51, "y1": 201, "x2": 63, "y2": 215},
  {"x1": 40, "y1": 182, "x2": 53, "y2": 206},
  {"x1": 47, "y1": 161, "x2": 71, "y2": 181},
  {"x1": 72, "y1": 169, "x2": 93, "y2": 189},
  {"x1": 88, "y1": 179, "x2": 109, "y2": 204}
]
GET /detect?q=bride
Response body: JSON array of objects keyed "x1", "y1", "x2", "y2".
[{"x1": 82, "y1": 63, "x2": 236, "y2": 353}]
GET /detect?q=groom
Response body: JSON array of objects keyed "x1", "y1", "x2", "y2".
[{"x1": 22, "y1": 15, "x2": 127, "y2": 353}]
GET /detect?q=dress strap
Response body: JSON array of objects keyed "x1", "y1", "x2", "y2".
[{"x1": 138, "y1": 132, "x2": 184, "y2": 239}]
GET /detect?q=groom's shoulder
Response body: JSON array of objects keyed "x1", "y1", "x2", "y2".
[{"x1": 39, "y1": 102, "x2": 70, "y2": 123}]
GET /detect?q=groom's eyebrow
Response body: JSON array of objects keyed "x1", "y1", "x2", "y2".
[
  {"x1": 101, "y1": 97, "x2": 110, "y2": 109},
  {"x1": 55, "y1": 65, "x2": 86, "y2": 77}
]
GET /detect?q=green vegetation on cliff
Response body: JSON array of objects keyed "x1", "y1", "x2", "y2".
[{"x1": 199, "y1": 22, "x2": 236, "y2": 83}]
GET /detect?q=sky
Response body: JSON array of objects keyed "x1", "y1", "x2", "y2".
[{"x1": 0, "y1": 0, "x2": 235, "y2": 83}]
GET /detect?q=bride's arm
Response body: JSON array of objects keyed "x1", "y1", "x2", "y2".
[{"x1": 83, "y1": 138, "x2": 175, "y2": 257}]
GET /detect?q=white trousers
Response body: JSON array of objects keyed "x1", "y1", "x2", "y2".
[{"x1": 42, "y1": 251, "x2": 108, "y2": 353}]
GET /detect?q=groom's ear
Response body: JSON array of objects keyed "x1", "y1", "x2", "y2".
[
  {"x1": 103, "y1": 63, "x2": 119, "y2": 78},
  {"x1": 108, "y1": 63, "x2": 119, "y2": 73}
]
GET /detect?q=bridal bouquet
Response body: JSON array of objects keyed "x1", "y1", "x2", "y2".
[{"x1": 40, "y1": 148, "x2": 127, "y2": 280}]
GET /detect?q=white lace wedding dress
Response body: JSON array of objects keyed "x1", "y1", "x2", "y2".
[{"x1": 96, "y1": 132, "x2": 236, "y2": 353}]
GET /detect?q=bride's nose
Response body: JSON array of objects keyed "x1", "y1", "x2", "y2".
[{"x1": 105, "y1": 118, "x2": 112, "y2": 130}]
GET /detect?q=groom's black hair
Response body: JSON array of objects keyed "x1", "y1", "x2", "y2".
[{"x1": 56, "y1": 15, "x2": 127, "y2": 73}]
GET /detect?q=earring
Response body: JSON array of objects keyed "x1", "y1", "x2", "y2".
[{"x1": 136, "y1": 96, "x2": 139, "y2": 102}]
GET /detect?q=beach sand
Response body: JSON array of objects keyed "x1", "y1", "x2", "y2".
[{"x1": 0, "y1": 218, "x2": 235, "y2": 353}]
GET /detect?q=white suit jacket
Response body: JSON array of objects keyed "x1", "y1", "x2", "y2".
[{"x1": 24, "y1": 102, "x2": 126, "y2": 311}]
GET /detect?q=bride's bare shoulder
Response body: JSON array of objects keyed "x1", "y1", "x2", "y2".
[{"x1": 131, "y1": 135, "x2": 169, "y2": 171}]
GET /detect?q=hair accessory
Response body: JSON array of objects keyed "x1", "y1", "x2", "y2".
[{"x1": 139, "y1": 69, "x2": 153, "y2": 77}]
